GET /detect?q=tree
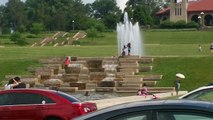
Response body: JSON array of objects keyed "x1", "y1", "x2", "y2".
[
  {"x1": 90, "y1": 0, "x2": 122, "y2": 29},
  {"x1": 30, "y1": 23, "x2": 43, "y2": 34},
  {"x1": 4, "y1": 0, "x2": 28, "y2": 32},
  {"x1": 125, "y1": 0, "x2": 162, "y2": 25}
]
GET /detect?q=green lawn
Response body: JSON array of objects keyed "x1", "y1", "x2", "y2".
[{"x1": 0, "y1": 30, "x2": 213, "y2": 91}]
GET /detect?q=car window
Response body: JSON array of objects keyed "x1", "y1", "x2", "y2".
[
  {"x1": 0, "y1": 92, "x2": 55, "y2": 105},
  {"x1": 108, "y1": 111, "x2": 149, "y2": 120},
  {"x1": 57, "y1": 91, "x2": 81, "y2": 102},
  {"x1": 184, "y1": 88, "x2": 213, "y2": 102},
  {"x1": 0, "y1": 93, "x2": 15, "y2": 105},
  {"x1": 157, "y1": 111, "x2": 213, "y2": 120}
]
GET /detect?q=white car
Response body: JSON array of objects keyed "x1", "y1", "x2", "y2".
[{"x1": 179, "y1": 85, "x2": 213, "y2": 102}]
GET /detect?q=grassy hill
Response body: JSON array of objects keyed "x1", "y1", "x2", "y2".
[{"x1": 0, "y1": 30, "x2": 213, "y2": 91}]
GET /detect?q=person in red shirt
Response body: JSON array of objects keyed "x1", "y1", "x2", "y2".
[{"x1": 64, "y1": 57, "x2": 70, "y2": 71}]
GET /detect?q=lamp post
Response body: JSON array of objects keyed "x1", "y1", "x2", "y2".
[
  {"x1": 72, "y1": 20, "x2": 75, "y2": 31},
  {"x1": 200, "y1": 12, "x2": 204, "y2": 27},
  {"x1": 198, "y1": 15, "x2": 201, "y2": 27}
]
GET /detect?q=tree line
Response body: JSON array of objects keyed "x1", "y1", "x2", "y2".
[{"x1": 0, "y1": 0, "x2": 163, "y2": 34}]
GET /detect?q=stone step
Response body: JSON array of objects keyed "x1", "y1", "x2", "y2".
[
  {"x1": 95, "y1": 87, "x2": 115, "y2": 92},
  {"x1": 80, "y1": 68, "x2": 89, "y2": 74},
  {"x1": 89, "y1": 72, "x2": 106, "y2": 82},
  {"x1": 86, "y1": 83, "x2": 97, "y2": 90},
  {"x1": 70, "y1": 82, "x2": 86, "y2": 90},
  {"x1": 21, "y1": 77, "x2": 39, "y2": 87},
  {"x1": 116, "y1": 72, "x2": 135, "y2": 77},
  {"x1": 78, "y1": 74, "x2": 89, "y2": 81},
  {"x1": 121, "y1": 84, "x2": 141, "y2": 87},
  {"x1": 118, "y1": 81, "x2": 156, "y2": 87},
  {"x1": 125, "y1": 75, "x2": 143, "y2": 79},
  {"x1": 119, "y1": 62, "x2": 138, "y2": 66},
  {"x1": 119, "y1": 60, "x2": 138, "y2": 64},
  {"x1": 102, "y1": 60, "x2": 119, "y2": 65},
  {"x1": 119, "y1": 55, "x2": 140, "y2": 59},
  {"x1": 139, "y1": 57, "x2": 154, "y2": 63},
  {"x1": 35, "y1": 67, "x2": 55, "y2": 76},
  {"x1": 119, "y1": 69, "x2": 139, "y2": 73},
  {"x1": 78, "y1": 57, "x2": 118, "y2": 61},
  {"x1": 61, "y1": 82, "x2": 71, "y2": 87},
  {"x1": 143, "y1": 75, "x2": 163, "y2": 81},
  {"x1": 123, "y1": 78, "x2": 143, "y2": 82},
  {"x1": 139, "y1": 66, "x2": 153, "y2": 72},
  {"x1": 58, "y1": 87, "x2": 78, "y2": 92},
  {"x1": 63, "y1": 74, "x2": 79, "y2": 82}
]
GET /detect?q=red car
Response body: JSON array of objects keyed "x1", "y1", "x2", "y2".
[{"x1": 0, "y1": 89, "x2": 97, "y2": 120}]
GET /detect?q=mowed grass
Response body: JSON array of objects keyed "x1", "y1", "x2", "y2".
[{"x1": 0, "y1": 30, "x2": 213, "y2": 91}]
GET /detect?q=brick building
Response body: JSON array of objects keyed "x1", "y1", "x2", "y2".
[{"x1": 157, "y1": 0, "x2": 213, "y2": 27}]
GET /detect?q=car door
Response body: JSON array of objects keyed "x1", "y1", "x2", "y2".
[
  {"x1": 9, "y1": 92, "x2": 44, "y2": 120},
  {"x1": 0, "y1": 93, "x2": 15, "y2": 120}
]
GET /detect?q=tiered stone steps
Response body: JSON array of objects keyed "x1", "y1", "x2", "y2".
[{"x1": 3, "y1": 56, "x2": 174, "y2": 95}]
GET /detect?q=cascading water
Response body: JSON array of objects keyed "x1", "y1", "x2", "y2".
[{"x1": 117, "y1": 12, "x2": 144, "y2": 56}]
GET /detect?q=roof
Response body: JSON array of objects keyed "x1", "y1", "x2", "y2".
[
  {"x1": 156, "y1": 7, "x2": 170, "y2": 15},
  {"x1": 157, "y1": 0, "x2": 213, "y2": 15},
  {"x1": 188, "y1": 0, "x2": 213, "y2": 12}
]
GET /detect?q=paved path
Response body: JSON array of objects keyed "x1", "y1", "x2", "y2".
[{"x1": 89, "y1": 91, "x2": 188, "y2": 109}]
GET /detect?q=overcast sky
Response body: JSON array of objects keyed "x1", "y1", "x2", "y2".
[{"x1": 0, "y1": 0, "x2": 128, "y2": 11}]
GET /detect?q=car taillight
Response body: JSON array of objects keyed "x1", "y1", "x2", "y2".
[{"x1": 83, "y1": 107, "x2": 92, "y2": 113}]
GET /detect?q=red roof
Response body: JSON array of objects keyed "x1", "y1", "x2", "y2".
[
  {"x1": 188, "y1": 0, "x2": 213, "y2": 12},
  {"x1": 156, "y1": 7, "x2": 170, "y2": 15},
  {"x1": 157, "y1": 0, "x2": 213, "y2": 15}
]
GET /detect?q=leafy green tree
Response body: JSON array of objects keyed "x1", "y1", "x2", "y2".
[
  {"x1": 4, "y1": 0, "x2": 28, "y2": 32},
  {"x1": 125, "y1": 0, "x2": 162, "y2": 26},
  {"x1": 30, "y1": 23, "x2": 43, "y2": 34},
  {"x1": 91, "y1": 0, "x2": 122, "y2": 29}
]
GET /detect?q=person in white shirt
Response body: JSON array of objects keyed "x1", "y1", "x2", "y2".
[{"x1": 4, "y1": 78, "x2": 19, "y2": 90}]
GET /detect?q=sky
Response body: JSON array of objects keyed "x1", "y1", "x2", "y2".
[{"x1": 0, "y1": 0, "x2": 128, "y2": 11}]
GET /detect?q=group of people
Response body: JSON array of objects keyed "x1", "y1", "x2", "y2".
[
  {"x1": 122, "y1": 42, "x2": 131, "y2": 56},
  {"x1": 4, "y1": 77, "x2": 26, "y2": 90}
]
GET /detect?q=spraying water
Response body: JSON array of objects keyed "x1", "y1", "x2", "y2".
[{"x1": 117, "y1": 12, "x2": 144, "y2": 56}]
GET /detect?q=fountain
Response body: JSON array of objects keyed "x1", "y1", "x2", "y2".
[{"x1": 117, "y1": 12, "x2": 144, "y2": 56}]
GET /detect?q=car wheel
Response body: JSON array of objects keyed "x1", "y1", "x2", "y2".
[{"x1": 45, "y1": 117, "x2": 61, "y2": 120}]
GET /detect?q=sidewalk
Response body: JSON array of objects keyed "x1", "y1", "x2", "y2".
[{"x1": 88, "y1": 91, "x2": 188, "y2": 109}]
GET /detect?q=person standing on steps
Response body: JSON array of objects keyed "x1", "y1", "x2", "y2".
[
  {"x1": 121, "y1": 45, "x2": 127, "y2": 57},
  {"x1": 174, "y1": 73, "x2": 185, "y2": 95},
  {"x1": 127, "y1": 42, "x2": 131, "y2": 56},
  {"x1": 210, "y1": 42, "x2": 213, "y2": 55},
  {"x1": 64, "y1": 57, "x2": 71, "y2": 72}
]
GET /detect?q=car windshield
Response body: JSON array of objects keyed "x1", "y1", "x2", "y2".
[
  {"x1": 56, "y1": 91, "x2": 82, "y2": 102},
  {"x1": 183, "y1": 88, "x2": 213, "y2": 102}
]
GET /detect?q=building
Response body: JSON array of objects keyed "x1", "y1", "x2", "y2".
[{"x1": 156, "y1": 0, "x2": 213, "y2": 27}]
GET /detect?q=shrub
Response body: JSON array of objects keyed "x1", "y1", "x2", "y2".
[
  {"x1": 174, "y1": 20, "x2": 187, "y2": 29},
  {"x1": 160, "y1": 21, "x2": 174, "y2": 28},
  {"x1": 187, "y1": 21, "x2": 199, "y2": 28},
  {"x1": 86, "y1": 27, "x2": 98, "y2": 39},
  {"x1": 10, "y1": 32, "x2": 28, "y2": 45}
]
